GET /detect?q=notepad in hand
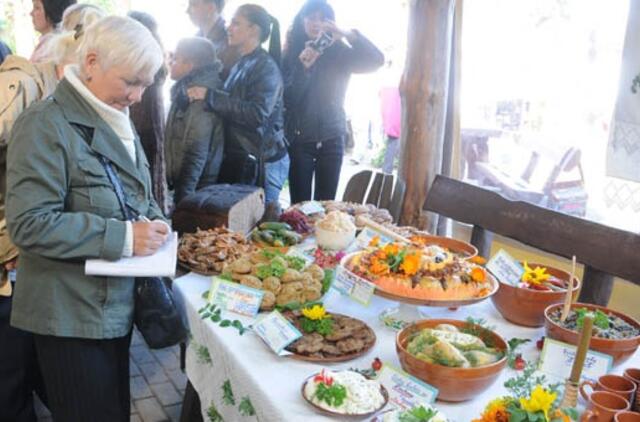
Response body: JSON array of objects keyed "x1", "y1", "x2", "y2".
[{"x1": 85, "y1": 232, "x2": 178, "y2": 277}]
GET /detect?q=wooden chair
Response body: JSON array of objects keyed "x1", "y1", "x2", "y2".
[
  {"x1": 341, "y1": 170, "x2": 406, "y2": 223},
  {"x1": 423, "y1": 175, "x2": 640, "y2": 306}
]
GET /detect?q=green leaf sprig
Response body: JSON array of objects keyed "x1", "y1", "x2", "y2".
[
  {"x1": 398, "y1": 405, "x2": 438, "y2": 422},
  {"x1": 314, "y1": 382, "x2": 347, "y2": 407},
  {"x1": 575, "y1": 308, "x2": 610, "y2": 331},
  {"x1": 198, "y1": 303, "x2": 248, "y2": 335},
  {"x1": 300, "y1": 316, "x2": 334, "y2": 336},
  {"x1": 507, "y1": 338, "x2": 531, "y2": 368}
]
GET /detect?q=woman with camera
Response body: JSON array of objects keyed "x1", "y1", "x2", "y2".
[{"x1": 283, "y1": 0, "x2": 384, "y2": 204}]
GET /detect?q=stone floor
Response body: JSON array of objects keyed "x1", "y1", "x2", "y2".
[{"x1": 35, "y1": 329, "x2": 188, "y2": 422}]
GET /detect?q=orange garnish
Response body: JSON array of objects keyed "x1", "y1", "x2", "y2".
[
  {"x1": 382, "y1": 243, "x2": 400, "y2": 257},
  {"x1": 370, "y1": 258, "x2": 389, "y2": 275},
  {"x1": 400, "y1": 253, "x2": 421, "y2": 276},
  {"x1": 369, "y1": 235, "x2": 380, "y2": 247},
  {"x1": 469, "y1": 255, "x2": 487, "y2": 265},
  {"x1": 470, "y1": 267, "x2": 486, "y2": 282}
]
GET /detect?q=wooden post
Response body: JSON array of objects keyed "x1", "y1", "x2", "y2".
[{"x1": 399, "y1": 0, "x2": 455, "y2": 232}]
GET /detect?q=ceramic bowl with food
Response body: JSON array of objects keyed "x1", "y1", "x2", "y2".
[
  {"x1": 396, "y1": 319, "x2": 508, "y2": 402},
  {"x1": 409, "y1": 234, "x2": 478, "y2": 259},
  {"x1": 492, "y1": 263, "x2": 580, "y2": 327},
  {"x1": 315, "y1": 211, "x2": 356, "y2": 251},
  {"x1": 544, "y1": 303, "x2": 640, "y2": 365}
]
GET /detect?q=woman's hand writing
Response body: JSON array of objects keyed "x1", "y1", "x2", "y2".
[{"x1": 132, "y1": 221, "x2": 170, "y2": 256}]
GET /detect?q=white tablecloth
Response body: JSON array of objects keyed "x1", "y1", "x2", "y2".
[{"x1": 173, "y1": 272, "x2": 640, "y2": 422}]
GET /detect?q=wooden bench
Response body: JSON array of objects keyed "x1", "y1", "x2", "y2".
[
  {"x1": 342, "y1": 170, "x2": 406, "y2": 224},
  {"x1": 424, "y1": 175, "x2": 640, "y2": 305}
]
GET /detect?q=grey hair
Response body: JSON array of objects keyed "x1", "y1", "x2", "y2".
[
  {"x1": 46, "y1": 4, "x2": 106, "y2": 65},
  {"x1": 77, "y1": 16, "x2": 163, "y2": 81}
]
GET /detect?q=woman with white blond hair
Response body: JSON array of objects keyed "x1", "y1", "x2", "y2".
[
  {"x1": 6, "y1": 16, "x2": 169, "y2": 421},
  {"x1": 0, "y1": 5, "x2": 105, "y2": 421}
]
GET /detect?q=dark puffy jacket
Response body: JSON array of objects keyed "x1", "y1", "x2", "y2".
[
  {"x1": 205, "y1": 47, "x2": 286, "y2": 163},
  {"x1": 283, "y1": 30, "x2": 384, "y2": 144},
  {"x1": 165, "y1": 65, "x2": 224, "y2": 204}
]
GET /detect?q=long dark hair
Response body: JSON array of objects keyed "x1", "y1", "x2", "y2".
[
  {"x1": 236, "y1": 4, "x2": 281, "y2": 66},
  {"x1": 283, "y1": 0, "x2": 335, "y2": 68}
]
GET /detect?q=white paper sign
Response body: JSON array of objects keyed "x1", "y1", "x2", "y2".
[
  {"x1": 538, "y1": 338, "x2": 613, "y2": 383},
  {"x1": 332, "y1": 265, "x2": 375, "y2": 306},
  {"x1": 486, "y1": 249, "x2": 524, "y2": 286},
  {"x1": 376, "y1": 363, "x2": 439, "y2": 409},
  {"x1": 208, "y1": 277, "x2": 264, "y2": 318},
  {"x1": 299, "y1": 201, "x2": 324, "y2": 215},
  {"x1": 253, "y1": 310, "x2": 302, "y2": 355}
]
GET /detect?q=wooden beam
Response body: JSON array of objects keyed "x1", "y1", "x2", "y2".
[
  {"x1": 424, "y1": 175, "x2": 640, "y2": 285},
  {"x1": 399, "y1": 0, "x2": 455, "y2": 232}
]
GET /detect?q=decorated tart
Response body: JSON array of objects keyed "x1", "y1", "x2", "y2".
[{"x1": 345, "y1": 241, "x2": 494, "y2": 301}]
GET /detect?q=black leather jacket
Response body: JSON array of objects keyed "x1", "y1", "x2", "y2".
[
  {"x1": 283, "y1": 30, "x2": 384, "y2": 145},
  {"x1": 205, "y1": 47, "x2": 286, "y2": 163}
]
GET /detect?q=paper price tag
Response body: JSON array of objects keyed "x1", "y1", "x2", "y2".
[
  {"x1": 376, "y1": 363, "x2": 439, "y2": 409},
  {"x1": 538, "y1": 338, "x2": 613, "y2": 383},
  {"x1": 486, "y1": 249, "x2": 524, "y2": 286},
  {"x1": 208, "y1": 277, "x2": 264, "y2": 318},
  {"x1": 332, "y1": 266, "x2": 375, "y2": 306},
  {"x1": 299, "y1": 201, "x2": 324, "y2": 216},
  {"x1": 253, "y1": 310, "x2": 302, "y2": 355}
]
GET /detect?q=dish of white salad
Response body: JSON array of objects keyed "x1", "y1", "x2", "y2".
[{"x1": 302, "y1": 370, "x2": 387, "y2": 415}]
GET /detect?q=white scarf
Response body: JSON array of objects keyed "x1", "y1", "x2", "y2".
[{"x1": 64, "y1": 65, "x2": 136, "y2": 164}]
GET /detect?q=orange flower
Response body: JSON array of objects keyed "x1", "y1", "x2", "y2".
[
  {"x1": 473, "y1": 398, "x2": 510, "y2": 422},
  {"x1": 469, "y1": 255, "x2": 487, "y2": 265},
  {"x1": 370, "y1": 258, "x2": 389, "y2": 275},
  {"x1": 471, "y1": 267, "x2": 486, "y2": 282},
  {"x1": 383, "y1": 243, "x2": 400, "y2": 257},
  {"x1": 368, "y1": 235, "x2": 380, "y2": 247},
  {"x1": 551, "y1": 409, "x2": 571, "y2": 422},
  {"x1": 400, "y1": 253, "x2": 421, "y2": 276}
]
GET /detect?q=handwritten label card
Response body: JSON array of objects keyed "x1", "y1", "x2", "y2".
[
  {"x1": 486, "y1": 249, "x2": 524, "y2": 286},
  {"x1": 332, "y1": 265, "x2": 375, "y2": 306},
  {"x1": 538, "y1": 338, "x2": 613, "y2": 383},
  {"x1": 208, "y1": 277, "x2": 264, "y2": 318},
  {"x1": 344, "y1": 227, "x2": 395, "y2": 254},
  {"x1": 376, "y1": 363, "x2": 439, "y2": 409},
  {"x1": 299, "y1": 201, "x2": 325, "y2": 216},
  {"x1": 253, "y1": 310, "x2": 302, "y2": 355}
]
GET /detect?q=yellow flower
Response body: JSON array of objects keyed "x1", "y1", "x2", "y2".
[
  {"x1": 383, "y1": 243, "x2": 400, "y2": 257},
  {"x1": 519, "y1": 385, "x2": 557, "y2": 421},
  {"x1": 370, "y1": 257, "x2": 389, "y2": 275},
  {"x1": 473, "y1": 398, "x2": 511, "y2": 422},
  {"x1": 400, "y1": 253, "x2": 421, "y2": 276},
  {"x1": 522, "y1": 262, "x2": 550, "y2": 285},
  {"x1": 301, "y1": 304, "x2": 327, "y2": 321},
  {"x1": 369, "y1": 235, "x2": 380, "y2": 247}
]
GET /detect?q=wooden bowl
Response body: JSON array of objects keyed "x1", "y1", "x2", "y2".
[
  {"x1": 409, "y1": 234, "x2": 478, "y2": 259},
  {"x1": 544, "y1": 303, "x2": 640, "y2": 365},
  {"x1": 491, "y1": 263, "x2": 580, "y2": 327},
  {"x1": 301, "y1": 372, "x2": 389, "y2": 418},
  {"x1": 396, "y1": 319, "x2": 508, "y2": 402}
]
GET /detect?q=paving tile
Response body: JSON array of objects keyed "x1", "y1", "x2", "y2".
[
  {"x1": 139, "y1": 361, "x2": 169, "y2": 385},
  {"x1": 130, "y1": 415, "x2": 142, "y2": 422},
  {"x1": 132, "y1": 329, "x2": 145, "y2": 346},
  {"x1": 166, "y1": 368, "x2": 187, "y2": 391},
  {"x1": 134, "y1": 397, "x2": 168, "y2": 422},
  {"x1": 149, "y1": 382, "x2": 182, "y2": 406},
  {"x1": 164, "y1": 403, "x2": 182, "y2": 422},
  {"x1": 131, "y1": 376, "x2": 153, "y2": 400},
  {"x1": 151, "y1": 349, "x2": 180, "y2": 371},
  {"x1": 130, "y1": 345, "x2": 157, "y2": 365},
  {"x1": 130, "y1": 358, "x2": 141, "y2": 376}
]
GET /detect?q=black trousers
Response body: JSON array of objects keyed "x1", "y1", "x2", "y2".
[
  {"x1": 288, "y1": 136, "x2": 344, "y2": 204},
  {"x1": 34, "y1": 331, "x2": 132, "y2": 422},
  {"x1": 0, "y1": 294, "x2": 47, "y2": 422}
]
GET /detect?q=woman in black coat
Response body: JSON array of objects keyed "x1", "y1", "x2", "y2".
[{"x1": 283, "y1": 0, "x2": 384, "y2": 204}]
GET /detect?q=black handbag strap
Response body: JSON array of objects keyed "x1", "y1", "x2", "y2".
[{"x1": 97, "y1": 156, "x2": 137, "y2": 222}]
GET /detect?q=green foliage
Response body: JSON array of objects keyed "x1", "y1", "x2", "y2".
[
  {"x1": 575, "y1": 308, "x2": 610, "y2": 331},
  {"x1": 398, "y1": 405, "x2": 438, "y2": 422},
  {"x1": 314, "y1": 382, "x2": 347, "y2": 407},
  {"x1": 300, "y1": 316, "x2": 334, "y2": 336},
  {"x1": 195, "y1": 343, "x2": 212, "y2": 365},
  {"x1": 321, "y1": 269, "x2": 334, "y2": 294},
  {"x1": 207, "y1": 402, "x2": 224, "y2": 422},
  {"x1": 504, "y1": 363, "x2": 561, "y2": 399},
  {"x1": 222, "y1": 380, "x2": 235, "y2": 406},
  {"x1": 507, "y1": 338, "x2": 531, "y2": 368},
  {"x1": 198, "y1": 303, "x2": 249, "y2": 335},
  {"x1": 238, "y1": 397, "x2": 255, "y2": 416}
]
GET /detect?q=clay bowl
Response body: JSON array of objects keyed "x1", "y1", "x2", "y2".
[
  {"x1": 491, "y1": 262, "x2": 580, "y2": 327},
  {"x1": 544, "y1": 303, "x2": 640, "y2": 365},
  {"x1": 301, "y1": 372, "x2": 388, "y2": 419},
  {"x1": 409, "y1": 234, "x2": 478, "y2": 259},
  {"x1": 396, "y1": 319, "x2": 508, "y2": 402}
]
